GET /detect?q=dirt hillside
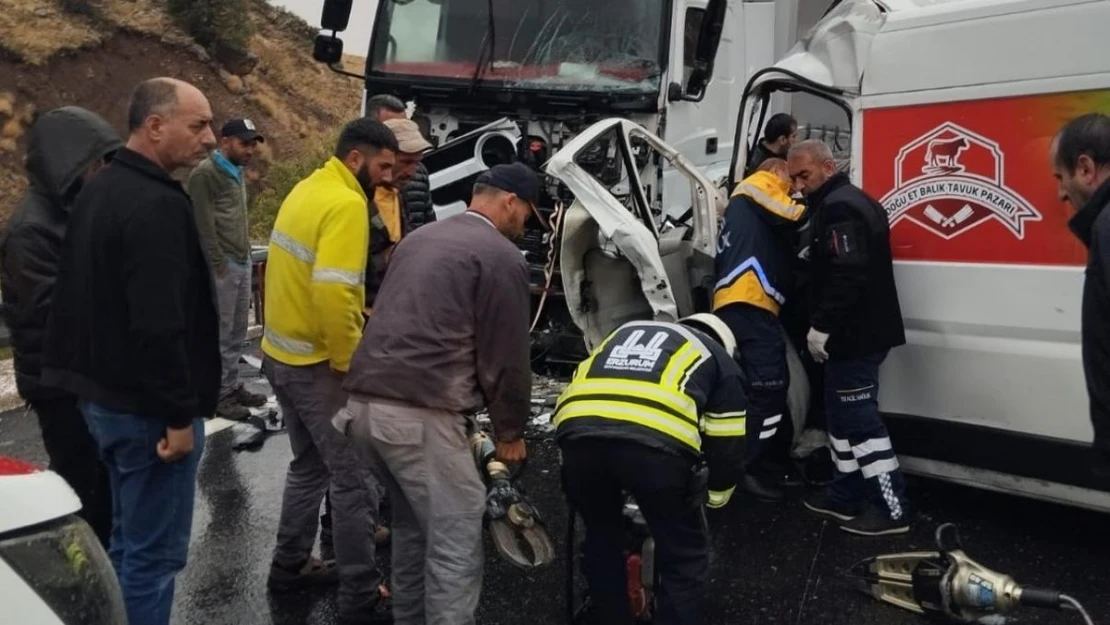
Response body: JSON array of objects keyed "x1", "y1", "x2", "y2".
[{"x1": 0, "y1": 0, "x2": 367, "y2": 231}]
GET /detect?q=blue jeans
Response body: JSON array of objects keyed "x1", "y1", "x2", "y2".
[
  {"x1": 81, "y1": 401, "x2": 204, "y2": 625},
  {"x1": 824, "y1": 352, "x2": 909, "y2": 520}
]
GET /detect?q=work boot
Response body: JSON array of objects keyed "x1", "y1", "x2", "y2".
[
  {"x1": 216, "y1": 395, "x2": 251, "y2": 421},
  {"x1": 803, "y1": 489, "x2": 861, "y2": 522},
  {"x1": 234, "y1": 385, "x2": 268, "y2": 408},
  {"x1": 267, "y1": 557, "x2": 339, "y2": 592},
  {"x1": 741, "y1": 474, "x2": 784, "y2": 502},
  {"x1": 840, "y1": 506, "x2": 911, "y2": 536}
]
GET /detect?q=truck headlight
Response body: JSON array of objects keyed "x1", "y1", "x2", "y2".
[{"x1": 0, "y1": 515, "x2": 128, "y2": 625}]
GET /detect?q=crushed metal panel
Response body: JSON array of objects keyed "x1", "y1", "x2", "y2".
[
  {"x1": 424, "y1": 118, "x2": 523, "y2": 219},
  {"x1": 547, "y1": 117, "x2": 727, "y2": 347},
  {"x1": 624, "y1": 125, "x2": 724, "y2": 258},
  {"x1": 752, "y1": 0, "x2": 887, "y2": 94},
  {"x1": 548, "y1": 168, "x2": 677, "y2": 349}
]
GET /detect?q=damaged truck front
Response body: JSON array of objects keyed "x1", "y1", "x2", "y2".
[{"x1": 311, "y1": 0, "x2": 776, "y2": 372}]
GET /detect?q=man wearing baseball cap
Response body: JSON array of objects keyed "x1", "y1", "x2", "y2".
[
  {"x1": 186, "y1": 117, "x2": 267, "y2": 421},
  {"x1": 336, "y1": 162, "x2": 538, "y2": 623},
  {"x1": 364, "y1": 117, "x2": 434, "y2": 311}
]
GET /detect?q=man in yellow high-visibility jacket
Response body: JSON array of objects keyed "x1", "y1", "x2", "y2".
[
  {"x1": 261, "y1": 117, "x2": 398, "y2": 623},
  {"x1": 555, "y1": 313, "x2": 748, "y2": 625}
]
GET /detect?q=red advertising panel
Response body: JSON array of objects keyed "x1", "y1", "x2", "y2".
[{"x1": 862, "y1": 89, "x2": 1110, "y2": 266}]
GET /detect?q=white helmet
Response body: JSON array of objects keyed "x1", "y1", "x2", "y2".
[{"x1": 678, "y1": 313, "x2": 737, "y2": 357}]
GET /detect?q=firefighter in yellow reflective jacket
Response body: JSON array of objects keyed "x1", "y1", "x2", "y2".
[{"x1": 554, "y1": 313, "x2": 747, "y2": 625}]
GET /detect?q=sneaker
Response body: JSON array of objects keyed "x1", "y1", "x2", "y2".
[
  {"x1": 803, "y1": 489, "x2": 861, "y2": 522},
  {"x1": 840, "y1": 506, "x2": 911, "y2": 536},
  {"x1": 234, "y1": 385, "x2": 268, "y2": 408},
  {"x1": 267, "y1": 557, "x2": 339, "y2": 592},
  {"x1": 741, "y1": 474, "x2": 784, "y2": 502},
  {"x1": 216, "y1": 396, "x2": 252, "y2": 421}
]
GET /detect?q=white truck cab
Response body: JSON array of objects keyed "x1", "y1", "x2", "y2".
[
  {"x1": 312, "y1": 0, "x2": 781, "y2": 219},
  {"x1": 549, "y1": 0, "x2": 1110, "y2": 513}
]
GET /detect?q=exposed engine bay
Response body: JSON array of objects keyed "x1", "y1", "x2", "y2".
[{"x1": 415, "y1": 109, "x2": 663, "y2": 375}]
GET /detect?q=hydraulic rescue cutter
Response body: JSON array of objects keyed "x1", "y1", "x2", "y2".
[
  {"x1": 567, "y1": 497, "x2": 658, "y2": 624},
  {"x1": 849, "y1": 523, "x2": 1096, "y2": 625},
  {"x1": 466, "y1": 418, "x2": 555, "y2": 570}
]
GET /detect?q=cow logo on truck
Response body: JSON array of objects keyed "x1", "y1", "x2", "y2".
[{"x1": 880, "y1": 122, "x2": 1040, "y2": 240}]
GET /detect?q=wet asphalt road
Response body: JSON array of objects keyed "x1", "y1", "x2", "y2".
[{"x1": 1, "y1": 352, "x2": 1108, "y2": 625}]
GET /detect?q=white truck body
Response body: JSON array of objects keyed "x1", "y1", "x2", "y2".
[{"x1": 550, "y1": 0, "x2": 1110, "y2": 512}]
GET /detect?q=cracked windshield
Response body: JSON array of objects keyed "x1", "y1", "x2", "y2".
[{"x1": 369, "y1": 0, "x2": 665, "y2": 92}]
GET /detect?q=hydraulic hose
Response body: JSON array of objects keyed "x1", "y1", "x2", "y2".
[{"x1": 1060, "y1": 594, "x2": 1096, "y2": 625}]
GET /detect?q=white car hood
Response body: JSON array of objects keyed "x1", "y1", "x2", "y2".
[{"x1": 0, "y1": 459, "x2": 80, "y2": 534}]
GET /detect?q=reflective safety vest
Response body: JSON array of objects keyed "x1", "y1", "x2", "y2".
[
  {"x1": 554, "y1": 321, "x2": 749, "y2": 508},
  {"x1": 261, "y1": 157, "x2": 369, "y2": 372},
  {"x1": 713, "y1": 170, "x2": 807, "y2": 316}
]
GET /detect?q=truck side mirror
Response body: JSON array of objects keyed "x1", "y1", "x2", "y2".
[
  {"x1": 313, "y1": 34, "x2": 344, "y2": 65},
  {"x1": 685, "y1": 0, "x2": 727, "y2": 101},
  {"x1": 321, "y1": 0, "x2": 354, "y2": 32}
]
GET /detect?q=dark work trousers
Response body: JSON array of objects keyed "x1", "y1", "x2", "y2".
[
  {"x1": 264, "y1": 357, "x2": 382, "y2": 617},
  {"x1": 561, "y1": 437, "x2": 708, "y2": 625},
  {"x1": 824, "y1": 351, "x2": 910, "y2": 520},
  {"x1": 31, "y1": 394, "x2": 113, "y2": 547},
  {"x1": 717, "y1": 304, "x2": 793, "y2": 475}
]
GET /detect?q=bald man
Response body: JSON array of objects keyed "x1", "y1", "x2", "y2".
[
  {"x1": 43, "y1": 77, "x2": 220, "y2": 625},
  {"x1": 786, "y1": 139, "x2": 909, "y2": 537}
]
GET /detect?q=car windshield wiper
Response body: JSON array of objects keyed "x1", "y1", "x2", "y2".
[{"x1": 469, "y1": 0, "x2": 497, "y2": 93}]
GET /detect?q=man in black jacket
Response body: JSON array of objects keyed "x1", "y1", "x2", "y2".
[
  {"x1": 744, "y1": 113, "x2": 798, "y2": 177},
  {"x1": 366, "y1": 93, "x2": 436, "y2": 231},
  {"x1": 1056, "y1": 113, "x2": 1110, "y2": 476},
  {"x1": 0, "y1": 106, "x2": 121, "y2": 547},
  {"x1": 787, "y1": 140, "x2": 910, "y2": 536},
  {"x1": 41, "y1": 77, "x2": 220, "y2": 625}
]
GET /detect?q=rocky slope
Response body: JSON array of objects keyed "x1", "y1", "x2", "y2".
[{"x1": 0, "y1": 0, "x2": 367, "y2": 226}]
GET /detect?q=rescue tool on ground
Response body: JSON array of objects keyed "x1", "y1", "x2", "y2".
[
  {"x1": 850, "y1": 523, "x2": 1096, "y2": 625},
  {"x1": 466, "y1": 418, "x2": 555, "y2": 569},
  {"x1": 566, "y1": 496, "x2": 662, "y2": 624}
]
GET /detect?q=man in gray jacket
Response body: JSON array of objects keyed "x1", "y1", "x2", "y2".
[
  {"x1": 186, "y1": 118, "x2": 267, "y2": 420},
  {"x1": 338, "y1": 163, "x2": 535, "y2": 625}
]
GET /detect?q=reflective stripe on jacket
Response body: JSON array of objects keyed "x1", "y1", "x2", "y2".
[
  {"x1": 554, "y1": 320, "x2": 749, "y2": 507},
  {"x1": 713, "y1": 171, "x2": 807, "y2": 316},
  {"x1": 261, "y1": 157, "x2": 369, "y2": 371}
]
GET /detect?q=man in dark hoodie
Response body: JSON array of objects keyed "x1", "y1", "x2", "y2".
[
  {"x1": 0, "y1": 106, "x2": 122, "y2": 547},
  {"x1": 1056, "y1": 113, "x2": 1110, "y2": 476}
]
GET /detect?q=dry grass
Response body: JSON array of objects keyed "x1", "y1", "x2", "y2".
[
  {"x1": 0, "y1": 0, "x2": 104, "y2": 63},
  {"x1": 0, "y1": 0, "x2": 364, "y2": 231}
]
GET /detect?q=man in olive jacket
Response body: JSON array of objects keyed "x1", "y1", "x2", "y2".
[{"x1": 187, "y1": 118, "x2": 268, "y2": 420}]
